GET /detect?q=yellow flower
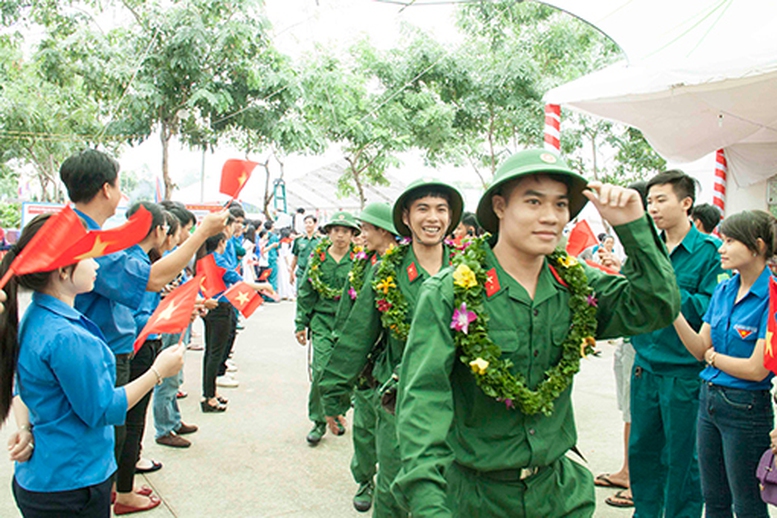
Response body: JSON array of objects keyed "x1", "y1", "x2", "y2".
[
  {"x1": 557, "y1": 255, "x2": 579, "y2": 268},
  {"x1": 469, "y1": 357, "x2": 489, "y2": 375},
  {"x1": 580, "y1": 336, "x2": 596, "y2": 358},
  {"x1": 376, "y1": 276, "x2": 397, "y2": 294},
  {"x1": 348, "y1": 271, "x2": 355, "y2": 282},
  {"x1": 453, "y1": 264, "x2": 478, "y2": 289},
  {"x1": 311, "y1": 265, "x2": 318, "y2": 271}
]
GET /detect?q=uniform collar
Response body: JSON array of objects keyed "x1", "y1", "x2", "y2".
[
  {"x1": 662, "y1": 221, "x2": 702, "y2": 254},
  {"x1": 32, "y1": 292, "x2": 84, "y2": 322},
  {"x1": 483, "y1": 242, "x2": 561, "y2": 306},
  {"x1": 73, "y1": 208, "x2": 101, "y2": 231},
  {"x1": 405, "y1": 243, "x2": 450, "y2": 282},
  {"x1": 728, "y1": 266, "x2": 771, "y2": 301},
  {"x1": 126, "y1": 244, "x2": 151, "y2": 264}
]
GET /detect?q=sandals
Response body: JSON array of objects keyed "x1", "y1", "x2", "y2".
[
  {"x1": 594, "y1": 473, "x2": 628, "y2": 489},
  {"x1": 134, "y1": 459, "x2": 163, "y2": 474},
  {"x1": 605, "y1": 489, "x2": 634, "y2": 508},
  {"x1": 200, "y1": 400, "x2": 227, "y2": 413}
]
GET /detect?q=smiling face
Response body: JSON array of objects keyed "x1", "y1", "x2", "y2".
[
  {"x1": 492, "y1": 175, "x2": 570, "y2": 259},
  {"x1": 647, "y1": 183, "x2": 692, "y2": 231},
  {"x1": 402, "y1": 195, "x2": 451, "y2": 247},
  {"x1": 304, "y1": 217, "x2": 316, "y2": 236}
]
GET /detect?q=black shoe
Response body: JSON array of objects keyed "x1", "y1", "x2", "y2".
[
  {"x1": 200, "y1": 400, "x2": 227, "y2": 413},
  {"x1": 306, "y1": 423, "x2": 326, "y2": 446}
]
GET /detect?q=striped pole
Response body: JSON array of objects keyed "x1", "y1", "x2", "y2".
[
  {"x1": 713, "y1": 148, "x2": 727, "y2": 215},
  {"x1": 544, "y1": 104, "x2": 561, "y2": 152}
]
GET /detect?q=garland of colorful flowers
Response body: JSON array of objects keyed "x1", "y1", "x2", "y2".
[
  {"x1": 372, "y1": 242, "x2": 411, "y2": 341},
  {"x1": 308, "y1": 238, "x2": 354, "y2": 300},
  {"x1": 450, "y1": 235, "x2": 598, "y2": 416},
  {"x1": 347, "y1": 246, "x2": 371, "y2": 300}
]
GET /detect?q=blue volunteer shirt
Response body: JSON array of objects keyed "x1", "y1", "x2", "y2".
[
  {"x1": 15, "y1": 293, "x2": 127, "y2": 492},
  {"x1": 126, "y1": 244, "x2": 161, "y2": 341},
  {"x1": 213, "y1": 251, "x2": 242, "y2": 303},
  {"x1": 701, "y1": 266, "x2": 775, "y2": 390},
  {"x1": 74, "y1": 209, "x2": 151, "y2": 356}
]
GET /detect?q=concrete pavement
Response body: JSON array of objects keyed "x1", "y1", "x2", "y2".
[{"x1": 1, "y1": 300, "x2": 774, "y2": 517}]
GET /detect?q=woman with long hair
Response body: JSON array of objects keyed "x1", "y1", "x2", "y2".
[
  {"x1": 674, "y1": 210, "x2": 777, "y2": 517},
  {"x1": 0, "y1": 213, "x2": 184, "y2": 518}
]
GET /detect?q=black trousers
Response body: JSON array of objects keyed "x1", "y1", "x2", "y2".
[
  {"x1": 113, "y1": 354, "x2": 132, "y2": 465},
  {"x1": 203, "y1": 303, "x2": 236, "y2": 398},
  {"x1": 115, "y1": 339, "x2": 159, "y2": 493},
  {"x1": 13, "y1": 476, "x2": 112, "y2": 518}
]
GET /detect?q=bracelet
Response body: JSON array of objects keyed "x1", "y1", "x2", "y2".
[
  {"x1": 150, "y1": 367, "x2": 163, "y2": 386},
  {"x1": 18, "y1": 424, "x2": 32, "y2": 433},
  {"x1": 707, "y1": 351, "x2": 718, "y2": 367}
]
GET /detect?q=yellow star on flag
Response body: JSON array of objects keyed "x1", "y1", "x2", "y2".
[
  {"x1": 237, "y1": 172, "x2": 248, "y2": 187},
  {"x1": 155, "y1": 301, "x2": 179, "y2": 322},
  {"x1": 235, "y1": 291, "x2": 250, "y2": 306},
  {"x1": 74, "y1": 236, "x2": 114, "y2": 260},
  {"x1": 766, "y1": 329, "x2": 774, "y2": 358}
]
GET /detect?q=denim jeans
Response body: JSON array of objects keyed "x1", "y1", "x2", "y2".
[
  {"x1": 153, "y1": 333, "x2": 183, "y2": 439},
  {"x1": 697, "y1": 383, "x2": 773, "y2": 518}
]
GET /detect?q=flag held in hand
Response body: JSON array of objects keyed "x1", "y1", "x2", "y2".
[
  {"x1": 566, "y1": 219, "x2": 598, "y2": 257},
  {"x1": 224, "y1": 281, "x2": 263, "y2": 318},
  {"x1": 133, "y1": 276, "x2": 201, "y2": 353},
  {"x1": 220, "y1": 159, "x2": 258, "y2": 199},
  {"x1": 0, "y1": 205, "x2": 152, "y2": 290},
  {"x1": 764, "y1": 277, "x2": 777, "y2": 374},
  {"x1": 196, "y1": 254, "x2": 227, "y2": 299}
]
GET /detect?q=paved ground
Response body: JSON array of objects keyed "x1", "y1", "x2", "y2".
[{"x1": 1, "y1": 300, "x2": 774, "y2": 517}]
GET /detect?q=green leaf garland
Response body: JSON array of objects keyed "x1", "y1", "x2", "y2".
[{"x1": 372, "y1": 243, "x2": 411, "y2": 341}]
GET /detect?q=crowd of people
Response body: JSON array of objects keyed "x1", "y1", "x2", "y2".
[{"x1": 0, "y1": 146, "x2": 776, "y2": 518}]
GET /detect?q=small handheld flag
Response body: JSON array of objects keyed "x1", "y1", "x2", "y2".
[
  {"x1": 224, "y1": 282, "x2": 263, "y2": 318},
  {"x1": 566, "y1": 220, "x2": 598, "y2": 257},
  {"x1": 196, "y1": 255, "x2": 227, "y2": 299},
  {"x1": 133, "y1": 276, "x2": 201, "y2": 353},
  {"x1": 220, "y1": 159, "x2": 258, "y2": 199},
  {"x1": 764, "y1": 277, "x2": 777, "y2": 374}
]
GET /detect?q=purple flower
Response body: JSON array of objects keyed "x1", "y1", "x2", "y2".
[
  {"x1": 504, "y1": 398, "x2": 514, "y2": 409},
  {"x1": 586, "y1": 294, "x2": 598, "y2": 307},
  {"x1": 450, "y1": 302, "x2": 477, "y2": 334},
  {"x1": 399, "y1": 237, "x2": 411, "y2": 245},
  {"x1": 348, "y1": 287, "x2": 357, "y2": 300},
  {"x1": 355, "y1": 250, "x2": 368, "y2": 260}
]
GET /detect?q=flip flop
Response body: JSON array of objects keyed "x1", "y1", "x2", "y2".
[
  {"x1": 135, "y1": 459, "x2": 163, "y2": 474},
  {"x1": 605, "y1": 489, "x2": 634, "y2": 508},
  {"x1": 594, "y1": 473, "x2": 628, "y2": 489}
]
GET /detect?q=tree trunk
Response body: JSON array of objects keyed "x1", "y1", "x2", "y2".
[
  {"x1": 352, "y1": 166, "x2": 366, "y2": 210},
  {"x1": 261, "y1": 157, "x2": 274, "y2": 218},
  {"x1": 161, "y1": 121, "x2": 173, "y2": 200}
]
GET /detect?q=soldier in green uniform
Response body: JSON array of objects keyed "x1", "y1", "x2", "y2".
[
  {"x1": 320, "y1": 179, "x2": 463, "y2": 518},
  {"x1": 290, "y1": 214, "x2": 320, "y2": 287},
  {"x1": 295, "y1": 211, "x2": 360, "y2": 446},
  {"x1": 392, "y1": 149, "x2": 681, "y2": 517},
  {"x1": 330, "y1": 202, "x2": 398, "y2": 512},
  {"x1": 629, "y1": 171, "x2": 726, "y2": 517}
]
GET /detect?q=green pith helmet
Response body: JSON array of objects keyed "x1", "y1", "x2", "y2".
[
  {"x1": 358, "y1": 202, "x2": 398, "y2": 235},
  {"x1": 322, "y1": 211, "x2": 361, "y2": 235},
  {"x1": 476, "y1": 149, "x2": 589, "y2": 234},
  {"x1": 392, "y1": 178, "x2": 464, "y2": 237}
]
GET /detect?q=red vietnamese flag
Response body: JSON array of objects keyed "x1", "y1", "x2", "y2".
[
  {"x1": 0, "y1": 206, "x2": 152, "y2": 290},
  {"x1": 133, "y1": 276, "x2": 201, "y2": 353},
  {"x1": 224, "y1": 281, "x2": 263, "y2": 318},
  {"x1": 566, "y1": 219, "x2": 598, "y2": 257},
  {"x1": 485, "y1": 268, "x2": 501, "y2": 298},
  {"x1": 65, "y1": 206, "x2": 152, "y2": 262},
  {"x1": 196, "y1": 254, "x2": 227, "y2": 299},
  {"x1": 764, "y1": 277, "x2": 777, "y2": 374},
  {"x1": 220, "y1": 159, "x2": 258, "y2": 199},
  {"x1": 258, "y1": 268, "x2": 272, "y2": 282}
]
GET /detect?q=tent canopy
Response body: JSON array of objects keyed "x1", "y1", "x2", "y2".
[{"x1": 540, "y1": 0, "x2": 777, "y2": 187}]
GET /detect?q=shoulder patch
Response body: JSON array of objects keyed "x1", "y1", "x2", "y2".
[{"x1": 407, "y1": 262, "x2": 418, "y2": 282}]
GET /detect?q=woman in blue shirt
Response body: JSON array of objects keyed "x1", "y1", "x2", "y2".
[
  {"x1": 0, "y1": 214, "x2": 185, "y2": 518},
  {"x1": 674, "y1": 210, "x2": 776, "y2": 518}
]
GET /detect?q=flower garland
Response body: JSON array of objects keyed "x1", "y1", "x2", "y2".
[
  {"x1": 308, "y1": 238, "x2": 353, "y2": 300},
  {"x1": 372, "y1": 242, "x2": 411, "y2": 340},
  {"x1": 347, "y1": 247, "x2": 372, "y2": 300},
  {"x1": 450, "y1": 235, "x2": 598, "y2": 416}
]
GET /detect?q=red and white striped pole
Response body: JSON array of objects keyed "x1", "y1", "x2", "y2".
[
  {"x1": 713, "y1": 148, "x2": 727, "y2": 215},
  {"x1": 544, "y1": 104, "x2": 561, "y2": 152}
]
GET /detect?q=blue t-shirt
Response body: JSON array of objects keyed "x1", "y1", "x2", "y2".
[
  {"x1": 15, "y1": 293, "x2": 127, "y2": 491},
  {"x1": 73, "y1": 210, "x2": 151, "y2": 356},
  {"x1": 127, "y1": 244, "x2": 161, "y2": 341},
  {"x1": 701, "y1": 266, "x2": 774, "y2": 390},
  {"x1": 213, "y1": 251, "x2": 242, "y2": 303}
]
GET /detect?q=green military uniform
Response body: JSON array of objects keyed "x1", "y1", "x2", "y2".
[
  {"x1": 295, "y1": 212, "x2": 359, "y2": 436},
  {"x1": 320, "y1": 180, "x2": 462, "y2": 518},
  {"x1": 292, "y1": 232, "x2": 320, "y2": 279},
  {"x1": 392, "y1": 150, "x2": 681, "y2": 517},
  {"x1": 629, "y1": 223, "x2": 725, "y2": 517}
]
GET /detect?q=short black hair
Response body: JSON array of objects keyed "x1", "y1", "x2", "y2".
[
  {"x1": 647, "y1": 170, "x2": 696, "y2": 214},
  {"x1": 303, "y1": 214, "x2": 317, "y2": 224},
  {"x1": 205, "y1": 232, "x2": 226, "y2": 254},
  {"x1": 403, "y1": 188, "x2": 451, "y2": 211},
  {"x1": 263, "y1": 220, "x2": 274, "y2": 231},
  {"x1": 229, "y1": 206, "x2": 246, "y2": 220},
  {"x1": 127, "y1": 201, "x2": 165, "y2": 238},
  {"x1": 691, "y1": 203, "x2": 722, "y2": 233},
  {"x1": 60, "y1": 149, "x2": 121, "y2": 203},
  {"x1": 461, "y1": 212, "x2": 481, "y2": 236},
  {"x1": 720, "y1": 210, "x2": 777, "y2": 257}
]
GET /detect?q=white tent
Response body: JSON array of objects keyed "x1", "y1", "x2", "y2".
[{"x1": 540, "y1": 0, "x2": 777, "y2": 212}]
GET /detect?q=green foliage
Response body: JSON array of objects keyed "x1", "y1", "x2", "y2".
[{"x1": 0, "y1": 201, "x2": 20, "y2": 228}]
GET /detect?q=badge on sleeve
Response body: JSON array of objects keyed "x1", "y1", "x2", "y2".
[
  {"x1": 734, "y1": 324, "x2": 757, "y2": 340},
  {"x1": 485, "y1": 268, "x2": 500, "y2": 297},
  {"x1": 407, "y1": 262, "x2": 418, "y2": 282},
  {"x1": 371, "y1": 254, "x2": 378, "y2": 266}
]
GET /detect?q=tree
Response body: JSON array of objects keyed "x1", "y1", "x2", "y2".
[{"x1": 299, "y1": 47, "x2": 413, "y2": 208}]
